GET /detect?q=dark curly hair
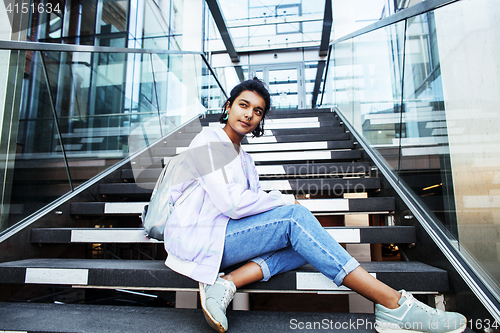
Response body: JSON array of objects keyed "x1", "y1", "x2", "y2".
[{"x1": 219, "y1": 77, "x2": 271, "y2": 137}]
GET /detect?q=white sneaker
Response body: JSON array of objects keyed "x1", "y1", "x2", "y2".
[
  {"x1": 199, "y1": 275, "x2": 236, "y2": 332},
  {"x1": 375, "y1": 290, "x2": 467, "y2": 333}
]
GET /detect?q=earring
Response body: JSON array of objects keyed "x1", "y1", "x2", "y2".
[{"x1": 223, "y1": 111, "x2": 229, "y2": 121}]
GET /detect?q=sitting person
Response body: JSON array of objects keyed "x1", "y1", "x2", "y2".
[{"x1": 162, "y1": 78, "x2": 467, "y2": 333}]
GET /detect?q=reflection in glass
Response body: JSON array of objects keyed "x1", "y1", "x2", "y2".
[
  {"x1": 67, "y1": 0, "x2": 98, "y2": 38},
  {"x1": 2, "y1": 48, "x2": 219, "y2": 234},
  {"x1": 355, "y1": 22, "x2": 405, "y2": 171},
  {"x1": 398, "y1": 12, "x2": 457, "y2": 235},
  {"x1": 321, "y1": 0, "x2": 500, "y2": 303},
  {"x1": 101, "y1": 0, "x2": 129, "y2": 33},
  {"x1": 3, "y1": 52, "x2": 72, "y2": 231}
]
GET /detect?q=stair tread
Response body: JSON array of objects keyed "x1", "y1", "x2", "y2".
[
  {"x1": 99, "y1": 177, "x2": 381, "y2": 196},
  {"x1": 154, "y1": 149, "x2": 361, "y2": 163},
  {"x1": 156, "y1": 140, "x2": 355, "y2": 155},
  {"x1": 123, "y1": 161, "x2": 371, "y2": 181},
  {"x1": 69, "y1": 197, "x2": 395, "y2": 216},
  {"x1": 203, "y1": 119, "x2": 341, "y2": 130},
  {"x1": 264, "y1": 127, "x2": 345, "y2": 136},
  {"x1": 30, "y1": 226, "x2": 415, "y2": 244},
  {"x1": 0, "y1": 259, "x2": 448, "y2": 292},
  {"x1": 0, "y1": 302, "x2": 387, "y2": 333},
  {"x1": 204, "y1": 111, "x2": 334, "y2": 119},
  {"x1": 173, "y1": 128, "x2": 347, "y2": 142}
]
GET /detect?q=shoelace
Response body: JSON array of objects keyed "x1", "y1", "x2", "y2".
[
  {"x1": 212, "y1": 280, "x2": 234, "y2": 309},
  {"x1": 407, "y1": 293, "x2": 440, "y2": 316}
]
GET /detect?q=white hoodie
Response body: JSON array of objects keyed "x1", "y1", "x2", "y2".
[{"x1": 164, "y1": 126, "x2": 295, "y2": 284}]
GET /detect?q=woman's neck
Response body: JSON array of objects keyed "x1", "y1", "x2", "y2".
[{"x1": 222, "y1": 126, "x2": 242, "y2": 153}]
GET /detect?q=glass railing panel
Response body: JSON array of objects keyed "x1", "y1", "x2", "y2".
[
  {"x1": 37, "y1": 50, "x2": 164, "y2": 181},
  {"x1": 2, "y1": 51, "x2": 72, "y2": 231},
  {"x1": 2, "y1": 45, "x2": 224, "y2": 235},
  {"x1": 331, "y1": 39, "x2": 353, "y2": 121},
  {"x1": 155, "y1": 53, "x2": 208, "y2": 135},
  {"x1": 201, "y1": 66, "x2": 226, "y2": 114},
  {"x1": 425, "y1": 0, "x2": 500, "y2": 297},
  {"x1": 351, "y1": 21, "x2": 406, "y2": 172},
  {"x1": 322, "y1": 0, "x2": 500, "y2": 304},
  {"x1": 398, "y1": 11, "x2": 457, "y2": 233}
]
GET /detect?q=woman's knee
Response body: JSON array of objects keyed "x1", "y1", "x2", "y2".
[{"x1": 288, "y1": 204, "x2": 319, "y2": 226}]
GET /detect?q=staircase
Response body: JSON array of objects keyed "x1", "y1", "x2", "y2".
[{"x1": 0, "y1": 108, "x2": 467, "y2": 332}]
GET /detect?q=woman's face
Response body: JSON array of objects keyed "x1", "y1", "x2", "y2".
[{"x1": 223, "y1": 90, "x2": 265, "y2": 144}]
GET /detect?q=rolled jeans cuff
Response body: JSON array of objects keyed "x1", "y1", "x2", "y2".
[
  {"x1": 250, "y1": 257, "x2": 272, "y2": 281},
  {"x1": 332, "y1": 257, "x2": 360, "y2": 286}
]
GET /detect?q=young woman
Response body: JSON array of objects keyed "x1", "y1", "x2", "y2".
[{"x1": 163, "y1": 78, "x2": 466, "y2": 333}]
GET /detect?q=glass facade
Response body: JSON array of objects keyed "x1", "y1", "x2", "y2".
[
  {"x1": 0, "y1": 0, "x2": 223, "y2": 234},
  {"x1": 322, "y1": 0, "x2": 500, "y2": 303},
  {"x1": 207, "y1": 0, "x2": 326, "y2": 52}
]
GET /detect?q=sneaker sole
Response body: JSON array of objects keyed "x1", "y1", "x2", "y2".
[
  {"x1": 199, "y1": 282, "x2": 226, "y2": 333},
  {"x1": 375, "y1": 320, "x2": 467, "y2": 333}
]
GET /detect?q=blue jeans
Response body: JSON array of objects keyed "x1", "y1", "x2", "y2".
[{"x1": 220, "y1": 204, "x2": 359, "y2": 286}]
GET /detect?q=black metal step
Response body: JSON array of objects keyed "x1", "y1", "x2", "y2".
[
  {"x1": 137, "y1": 148, "x2": 362, "y2": 167},
  {"x1": 30, "y1": 226, "x2": 414, "y2": 244},
  {"x1": 99, "y1": 177, "x2": 380, "y2": 197},
  {"x1": 122, "y1": 161, "x2": 370, "y2": 182},
  {"x1": 165, "y1": 139, "x2": 193, "y2": 147},
  {"x1": 0, "y1": 259, "x2": 448, "y2": 293},
  {"x1": 269, "y1": 107, "x2": 332, "y2": 114},
  {"x1": 0, "y1": 302, "x2": 391, "y2": 333},
  {"x1": 242, "y1": 132, "x2": 350, "y2": 144},
  {"x1": 136, "y1": 148, "x2": 362, "y2": 169},
  {"x1": 152, "y1": 140, "x2": 356, "y2": 157},
  {"x1": 172, "y1": 126, "x2": 348, "y2": 142},
  {"x1": 202, "y1": 114, "x2": 340, "y2": 124},
  {"x1": 244, "y1": 140, "x2": 355, "y2": 153},
  {"x1": 203, "y1": 110, "x2": 334, "y2": 120},
  {"x1": 265, "y1": 126, "x2": 346, "y2": 136},
  {"x1": 252, "y1": 150, "x2": 362, "y2": 164},
  {"x1": 68, "y1": 197, "x2": 394, "y2": 217}
]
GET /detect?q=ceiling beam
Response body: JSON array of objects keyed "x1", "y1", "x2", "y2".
[
  {"x1": 311, "y1": 60, "x2": 326, "y2": 108},
  {"x1": 319, "y1": 0, "x2": 333, "y2": 57},
  {"x1": 205, "y1": 0, "x2": 239, "y2": 63},
  {"x1": 312, "y1": 0, "x2": 332, "y2": 107}
]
